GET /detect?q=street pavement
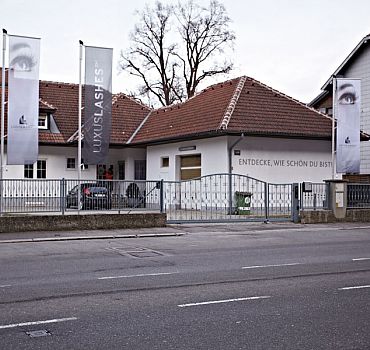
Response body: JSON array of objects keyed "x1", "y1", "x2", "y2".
[{"x1": 0, "y1": 222, "x2": 369, "y2": 349}]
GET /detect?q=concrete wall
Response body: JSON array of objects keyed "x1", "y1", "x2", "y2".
[
  {"x1": 232, "y1": 136, "x2": 333, "y2": 183},
  {"x1": 146, "y1": 137, "x2": 229, "y2": 181},
  {"x1": 0, "y1": 213, "x2": 166, "y2": 233}
]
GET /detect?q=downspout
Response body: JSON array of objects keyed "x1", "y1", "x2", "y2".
[{"x1": 228, "y1": 133, "x2": 244, "y2": 215}]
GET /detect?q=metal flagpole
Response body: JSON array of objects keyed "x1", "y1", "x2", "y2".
[
  {"x1": 1, "y1": 29, "x2": 7, "y2": 215},
  {"x1": 332, "y1": 75, "x2": 336, "y2": 179},
  {"x1": 78, "y1": 40, "x2": 84, "y2": 212}
]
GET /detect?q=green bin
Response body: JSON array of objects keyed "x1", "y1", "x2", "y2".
[{"x1": 235, "y1": 191, "x2": 252, "y2": 215}]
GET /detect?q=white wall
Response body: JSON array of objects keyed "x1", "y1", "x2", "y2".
[
  {"x1": 232, "y1": 137, "x2": 333, "y2": 183},
  {"x1": 146, "y1": 137, "x2": 229, "y2": 181},
  {"x1": 2, "y1": 145, "x2": 146, "y2": 180}
]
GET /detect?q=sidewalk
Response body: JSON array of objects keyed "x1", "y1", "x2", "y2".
[{"x1": 0, "y1": 221, "x2": 365, "y2": 243}]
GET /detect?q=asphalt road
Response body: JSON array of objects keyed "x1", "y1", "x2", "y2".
[{"x1": 0, "y1": 223, "x2": 369, "y2": 349}]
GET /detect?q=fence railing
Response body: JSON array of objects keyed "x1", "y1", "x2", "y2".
[
  {"x1": 347, "y1": 183, "x2": 370, "y2": 208},
  {"x1": 0, "y1": 179, "x2": 162, "y2": 214},
  {"x1": 300, "y1": 182, "x2": 329, "y2": 210}
]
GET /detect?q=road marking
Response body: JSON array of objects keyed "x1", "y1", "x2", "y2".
[
  {"x1": 98, "y1": 272, "x2": 178, "y2": 280},
  {"x1": 352, "y1": 258, "x2": 370, "y2": 261},
  {"x1": 178, "y1": 296, "x2": 271, "y2": 308},
  {"x1": 242, "y1": 263, "x2": 302, "y2": 269},
  {"x1": 338, "y1": 285, "x2": 370, "y2": 291},
  {"x1": 0, "y1": 285, "x2": 11, "y2": 288},
  {"x1": 0, "y1": 317, "x2": 78, "y2": 330}
]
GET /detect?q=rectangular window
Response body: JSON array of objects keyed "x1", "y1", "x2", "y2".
[
  {"x1": 180, "y1": 154, "x2": 201, "y2": 180},
  {"x1": 118, "y1": 161, "x2": 125, "y2": 180},
  {"x1": 37, "y1": 160, "x2": 47, "y2": 179},
  {"x1": 161, "y1": 157, "x2": 169, "y2": 168},
  {"x1": 24, "y1": 164, "x2": 34, "y2": 179},
  {"x1": 67, "y1": 158, "x2": 76, "y2": 169},
  {"x1": 134, "y1": 160, "x2": 146, "y2": 180},
  {"x1": 38, "y1": 115, "x2": 48, "y2": 130}
]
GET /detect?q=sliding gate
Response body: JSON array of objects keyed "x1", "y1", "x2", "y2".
[{"x1": 162, "y1": 174, "x2": 294, "y2": 223}]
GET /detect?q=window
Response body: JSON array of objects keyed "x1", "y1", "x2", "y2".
[
  {"x1": 38, "y1": 114, "x2": 48, "y2": 130},
  {"x1": 24, "y1": 164, "x2": 33, "y2": 179},
  {"x1": 180, "y1": 154, "x2": 201, "y2": 180},
  {"x1": 37, "y1": 160, "x2": 47, "y2": 179},
  {"x1": 81, "y1": 159, "x2": 88, "y2": 170},
  {"x1": 118, "y1": 161, "x2": 125, "y2": 180},
  {"x1": 134, "y1": 160, "x2": 146, "y2": 180},
  {"x1": 161, "y1": 157, "x2": 169, "y2": 168},
  {"x1": 67, "y1": 158, "x2": 76, "y2": 169}
]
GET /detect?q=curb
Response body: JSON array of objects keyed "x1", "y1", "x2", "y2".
[{"x1": 0, "y1": 232, "x2": 184, "y2": 244}]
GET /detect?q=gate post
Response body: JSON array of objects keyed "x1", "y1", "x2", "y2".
[
  {"x1": 159, "y1": 179, "x2": 164, "y2": 213},
  {"x1": 264, "y1": 182, "x2": 269, "y2": 222},
  {"x1": 60, "y1": 178, "x2": 66, "y2": 216},
  {"x1": 292, "y1": 183, "x2": 299, "y2": 223}
]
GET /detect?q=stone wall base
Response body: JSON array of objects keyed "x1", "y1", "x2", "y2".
[
  {"x1": 300, "y1": 209, "x2": 370, "y2": 224},
  {"x1": 0, "y1": 213, "x2": 167, "y2": 233}
]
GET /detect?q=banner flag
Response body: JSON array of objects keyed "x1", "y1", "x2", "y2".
[
  {"x1": 7, "y1": 35, "x2": 40, "y2": 165},
  {"x1": 83, "y1": 46, "x2": 113, "y2": 165},
  {"x1": 335, "y1": 78, "x2": 361, "y2": 174}
]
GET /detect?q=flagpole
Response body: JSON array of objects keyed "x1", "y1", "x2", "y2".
[
  {"x1": 1, "y1": 29, "x2": 7, "y2": 183},
  {"x1": 0, "y1": 29, "x2": 7, "y2": 216},
  {"x1": 78, "y1": 40, "x2": 83, "y2": 211},
  {"x1": 332, "y1": 75, "x2": 336, "y2": 179}
]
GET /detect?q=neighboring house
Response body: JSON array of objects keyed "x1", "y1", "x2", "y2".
[
  {"x1": 0, "y1": 71, "x2": 150, "y2": 181},
  {"x1": 129, "y1": 76, "x2": 334, "y2": 183},
  {"x1": 309, "y1": 33, "x2": 370, "y2": 181}
]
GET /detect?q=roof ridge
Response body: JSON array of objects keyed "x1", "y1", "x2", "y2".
[
  {"x1": 39, "y1": 97, "x2": 57, "y2": 110},
  {"x1": 219, "y1": 76, "x2": 246, "y2": 130},
  {"x1": 249, "y1": 77, "x2": 332, "y2": 122},
  {"x1": 127, "y1": 110, "x2": 154, "y2": 144},
  {"x1": 112, "y1": 92, "x2": 151, "y2": 110}
]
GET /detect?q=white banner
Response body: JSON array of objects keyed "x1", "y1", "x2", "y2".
[
  {"x1": 7, "y1": 35, "x2": 40, "y2": 165},
  {"x1": 336, "y1": 78, "x2": 361, "y2": 174}
]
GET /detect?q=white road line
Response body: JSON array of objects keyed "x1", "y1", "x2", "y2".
[
  {"x1": 242, "y1": 263, "x2": 302, "y2": 269},
  {"x1": 352, "y1": 258, "x2": 370, "y2": 261},
  {"x1": 0, "y1": 285, "x2": 11, "y2": 288},
  {"x1": 0, "y1": 317, "x2": 78, "y2": 330},
  {"x1": 178, "y1": 296, "x2": 271, "y2": 308},
  {"x1": 338, "y1": 285, "x2": 370, "y2": 291},
  {"x1": 98, "y1": 272, "x2": 178, "y2": 280}
]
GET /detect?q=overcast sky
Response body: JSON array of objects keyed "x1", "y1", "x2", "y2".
[{"x1": 1, "y1": 0, "x2": 370, "y2": 103}]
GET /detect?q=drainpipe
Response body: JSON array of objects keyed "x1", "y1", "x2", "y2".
[{"x1": 228, "y1": 133, "x2": 244, "y2": 215}]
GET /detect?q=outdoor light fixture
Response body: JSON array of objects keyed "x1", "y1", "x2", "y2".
[{"x1": 179, "y1": 146, "x2": 196, "y2": 151}]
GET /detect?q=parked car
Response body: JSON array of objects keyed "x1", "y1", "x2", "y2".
[{"x1": 66, "y1": 183, "x2": 112, "y2": 210}]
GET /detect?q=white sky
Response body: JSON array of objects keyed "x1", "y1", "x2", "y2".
[{"x1": 1, "y1": 0, "x2": 370, "y2": 103}]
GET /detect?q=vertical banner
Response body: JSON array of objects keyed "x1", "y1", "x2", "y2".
[
  {"x1": 83, "y1": 46, "x2": 112, "y2": 164},
  {"x1": 7, "y1": 35, "x2": 40, "y2": 165},
  {"x1": 336, "y1": 78, "x2": 361, "y2": 174}
]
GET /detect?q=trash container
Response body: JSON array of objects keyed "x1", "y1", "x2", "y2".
[{"x1": 235, "y1": 191, "x2": 252, "y2": 215}]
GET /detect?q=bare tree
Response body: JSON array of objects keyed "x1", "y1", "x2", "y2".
[
  {"x1": 119, "y1": 0, "x2": 235, "y2": 106},
  {"x1": 176, "y1": 0, "x2": 235, "y2": 99}
]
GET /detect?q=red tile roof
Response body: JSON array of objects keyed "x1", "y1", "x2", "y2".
[
  {"x1": 130, "y1": 76, "x2": 332, "y2": 144},
  {"x1": 0, "y1": 71, "x2": 151, "y2": 145}
]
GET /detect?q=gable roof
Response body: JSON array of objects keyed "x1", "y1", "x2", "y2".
[
  {"x1": 129, "y1": 75, "x2": 332, "y2": 145},
  {"x1": 0, "y1": 70, "x2": 151, "y2": 145},
  {"x1": 320, "y1": 33, "x2": 370, "y2": 91}
]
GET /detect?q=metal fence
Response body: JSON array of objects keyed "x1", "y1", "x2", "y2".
[
  {"x1": 347, "y1": 183, "x2": 370, "y2": 208},
  {"x1": 162, "y1": 174, "x2": 294, "y2": 223},
  {"x1": 0, "y1": 176, "x2": 337, "y2": 222},
  {"x1": 0, "y1": 179, "x2": 161, "y2": 214},
  {"x1": 300, "y1": 182, "x2": 329, "y2": 210}
]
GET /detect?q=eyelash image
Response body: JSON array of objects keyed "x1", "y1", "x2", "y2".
[
  {"x1": 338, "y1": 84, "x2": 357, "y2": 105},
  {"x1": 10, "y1": 54, "x2": 37, "y2": 72}
]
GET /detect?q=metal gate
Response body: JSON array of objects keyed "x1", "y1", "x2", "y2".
[{"x1": 162, "y1": 173, "x2": 294, "y2": 223}]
